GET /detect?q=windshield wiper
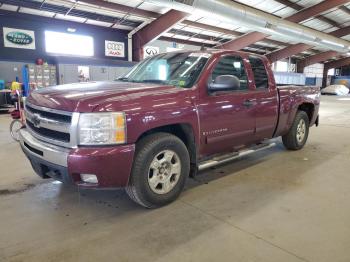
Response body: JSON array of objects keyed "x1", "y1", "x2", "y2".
[
  {"x1": 116, "y1": 77, "x2": 131, "y2": 82},
  {"x1": 140, "y1": 79, "x2": 168, "y2": 84}
]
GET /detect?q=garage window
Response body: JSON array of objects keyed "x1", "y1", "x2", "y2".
[{"x1": 45, "y1": 31, "x2": 94, "y2": 57}]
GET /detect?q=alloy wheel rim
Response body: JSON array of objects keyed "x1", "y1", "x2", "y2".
[
  {"x1": 148, "y1": 150, "x2": 181, "y2": 195},
  {"x1": 296, "y1": 119, "x2": 306, "y2": 143}
]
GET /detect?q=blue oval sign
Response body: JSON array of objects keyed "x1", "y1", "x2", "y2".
[{"x1": 6, "y1": 31, "x2": 33, "y2": 45}]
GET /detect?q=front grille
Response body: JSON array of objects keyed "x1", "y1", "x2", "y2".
[
  {"x1": 26, "y1": 104, "x2": 71, "y2": 123},
  {"x1": 27, "y1": 121, "x2": 70, "y2": 143},
  {"x1": 25, "y1": 102, "x2": 73, "y2": 147}
]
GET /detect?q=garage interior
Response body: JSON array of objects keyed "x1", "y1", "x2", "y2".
[{"x1": 0, "y1": 0, "x2": 350, "y2": 261}]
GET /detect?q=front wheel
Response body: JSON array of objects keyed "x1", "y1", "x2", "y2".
[
  {"x1": 282, "y1": 111, "x2": 310, "y2": 150},
  {"x1": 10, "y1": 119, "x2": 23, "y2": 142},
  {"x1": 126, "y1": 133, "x2": 190, "y2": 208}
]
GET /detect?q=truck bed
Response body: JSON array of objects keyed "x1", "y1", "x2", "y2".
[{"x1": 274, "y1": 85, "x2": 320, "y2": 137}]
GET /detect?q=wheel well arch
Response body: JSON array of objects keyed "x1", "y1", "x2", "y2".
[
  {"x1": 298, "y1": 103, "x2": 314, "y2": 122},
  {"x1": 136, "y1": 123, "x2": 197, "y2": 169}
]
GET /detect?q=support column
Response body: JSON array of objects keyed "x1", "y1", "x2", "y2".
[
  {"x1": 132, "y1": 9, "x2": 189, "y2": 61},
  {"x1": 322, "y1": 67, "x2": 329, "y2": 88}
]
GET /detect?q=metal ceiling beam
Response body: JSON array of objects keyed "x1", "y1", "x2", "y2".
[
  {"x1": 339, "y1": 5, "x2": 350, "y2": 15},
  {"x1": 6, "y1": 0, "x2": 345, "y2": 56},
  {"x1": 297, "y1": 51, "x2": 339, "y2": 73},
  {"x1": 69, "y1": 0, "x2": 346, "y2": 55},
  {"x1": 181, "y1": 20, "x2": 287, "y2": 47},
  {"x1": 132, "y1": 9, "x2": 189, "y2": 61},
  {"x1": 296, "y1": 25, "x2": 350, "y2": 71},
  {"x1": 0, "y1": 0, "x2": 141, "y2": 27},
  {"x1": 167, "y1": 29, "x2": 277, "y2": 52},
  {"x1": 159, "y1": 36, "x2": 213, "y2": 48},
  {"x1": 78, "y1": 0, "x2": 160, "y2": 19},
  {"x1": 274, "y1": 0, "x2": 343, "y2": 28},
  {"x1": 324, "y1": 56, "x2": 350, "y2": 69},
  {"x1": 159, "y1": 36, "x2": 268, "y2": 54},
  {"x1": 78, "y1": 0, "x2": 288, "y2": 51},
  {"x1": 80, "y1": 0, "x2": 285, "y2": 46},
  {"x1": 216, "y1": 32, "x2": 268, "y2": 51},
  {"x1": 286, "y1": 0, "x2": 350, "y2": 23},
  {"x1": 331, "y1": 25, "x2": 350, "y2": 37},
  {"x1": 315, "y1": 15, "x2": 342, "y2": 28},
  {"x1": 214, "y1": 0, "x2": 347, "y2": 51},
  {"x1": 266, "y1": 43, "x2": 312, "y2": 63},
  {"x1": 323, "y1": 57, "x2": 350, "y2": 87},
  {"x1": 267, "y1": 25, "x2": 350, "y2": 64},
  {"x1": 273, "y1": 0, "x2": 302, "y2": 11},
  {"x1": 181, "y1": 20, "x2": 239, "y2": 37}
]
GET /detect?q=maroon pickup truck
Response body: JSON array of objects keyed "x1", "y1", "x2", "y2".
[{"x1": 19, "y1": 50, "x2": 320, "y2": 208}]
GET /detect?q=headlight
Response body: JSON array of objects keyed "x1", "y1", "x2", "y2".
[{"x1": 78, "y1": 112, "x2": 126, "y2": 145}]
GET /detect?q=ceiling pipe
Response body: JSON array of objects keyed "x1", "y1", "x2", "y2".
[{"x1": 144, "y1": 0, "x2": 350, "y2": 53}]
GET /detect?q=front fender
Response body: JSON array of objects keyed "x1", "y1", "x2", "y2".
[{"x1": 125, "y1": 97, "x2": 200, "y2": 145}]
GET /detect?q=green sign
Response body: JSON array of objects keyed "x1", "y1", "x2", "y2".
[{"x1": 6, "y1": 31, "x2": 33, "y2": 45}]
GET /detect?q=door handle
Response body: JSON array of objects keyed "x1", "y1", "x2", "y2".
[{"x1": 243, "y1": 99, "x2": 256, "y2": 108}]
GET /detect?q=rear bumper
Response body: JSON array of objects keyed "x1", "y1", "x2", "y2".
[{"x1": 19, "y1": 128, "x2": 135, "y2": 188}]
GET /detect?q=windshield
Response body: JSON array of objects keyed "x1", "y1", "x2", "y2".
[{"x1": 118, "y1": 52, "x2": 210, "y2": 88}]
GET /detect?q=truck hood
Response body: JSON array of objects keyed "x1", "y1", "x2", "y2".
[{"x1": 27, "y1": 81, "x2": 188, "y2": 112}]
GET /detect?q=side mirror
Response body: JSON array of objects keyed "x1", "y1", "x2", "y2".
[{"x1": 208, "y1": 75, "x2": 240, "y2": 92}]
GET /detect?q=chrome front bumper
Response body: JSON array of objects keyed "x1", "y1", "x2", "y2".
[{"x1": 19, "y1": 128, "x2": 69, "y2": 167}]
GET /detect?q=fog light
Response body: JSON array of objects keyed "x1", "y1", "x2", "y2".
[{"x1": 80, "y1": 174, "x2": 98, "y2": 184}]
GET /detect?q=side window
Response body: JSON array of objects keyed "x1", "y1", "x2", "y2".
[
  {"x1": 249, "y1": 56, "x2": 269, "y2": 89},
  {"x1": 210, "y1": 56, "x2": 248, "y2": 90}
]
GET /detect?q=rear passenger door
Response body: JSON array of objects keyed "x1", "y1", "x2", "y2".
[
  {"x1": 198, "y1": 55, "x2": 257, "y2": 156},
  {"x1": 248, "y1": 56, "x2": 278, "y2": 140}
]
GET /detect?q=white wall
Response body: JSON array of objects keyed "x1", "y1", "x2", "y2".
[
  {"x1": 58, "y1": 64, "x2": 131, "y2": 84},
  {"x1": 303, "y1": 63, "x2": 324, "y2": 78},
  {"x1": 271, "y1": 58, "x2": 297, "y2": 73}
]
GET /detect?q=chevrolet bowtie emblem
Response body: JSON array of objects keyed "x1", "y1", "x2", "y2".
[{"x1": 32, "y1": 113, "x2": 41, "y2": 128}]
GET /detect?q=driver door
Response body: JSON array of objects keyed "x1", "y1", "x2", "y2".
[{"x1": 197, "y1": 55, "x2": 257, "y2": 157}]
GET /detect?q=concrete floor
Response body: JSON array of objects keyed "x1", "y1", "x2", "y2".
[{"x1": 1, "y1": 96, "x2": 350, "y2": 262}]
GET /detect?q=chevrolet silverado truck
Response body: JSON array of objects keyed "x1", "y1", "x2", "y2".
[{"x1": 19, "y1": 50, "x2": 320, "y2": 208}]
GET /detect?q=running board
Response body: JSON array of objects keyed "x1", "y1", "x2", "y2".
[{"x1": 198, "y1": 143, "x2": 276, "y2": 171}]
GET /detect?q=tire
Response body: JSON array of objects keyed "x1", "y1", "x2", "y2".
[
  {"x1": 10, "y1": 119, "x2": 22, "y2": 142},
  {"x1": 282, "y1": 110, "x2": 310, "y2": 150},
  {"x1": 126, "y1": 132, "x2": 190, "y2": 208}
]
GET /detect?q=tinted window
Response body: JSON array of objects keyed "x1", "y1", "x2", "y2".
[
  {"x1": 210, "y1": 56, "x2": 248, "y2": 90},
  {"x1": 249, "y1": 56, "x2": 269, "y2": 89}
]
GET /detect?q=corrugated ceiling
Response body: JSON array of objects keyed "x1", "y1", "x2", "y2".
[{"x1": 0, "y1": 0, "x2": 349, "y2": 61}]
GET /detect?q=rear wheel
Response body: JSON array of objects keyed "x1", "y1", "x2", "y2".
[
  {"x1": 282, "y1": 111, "x2": 309, "y2": 150},
  {"x1": 126, "y1": 133, "x2": 190, "y2": 208}
]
